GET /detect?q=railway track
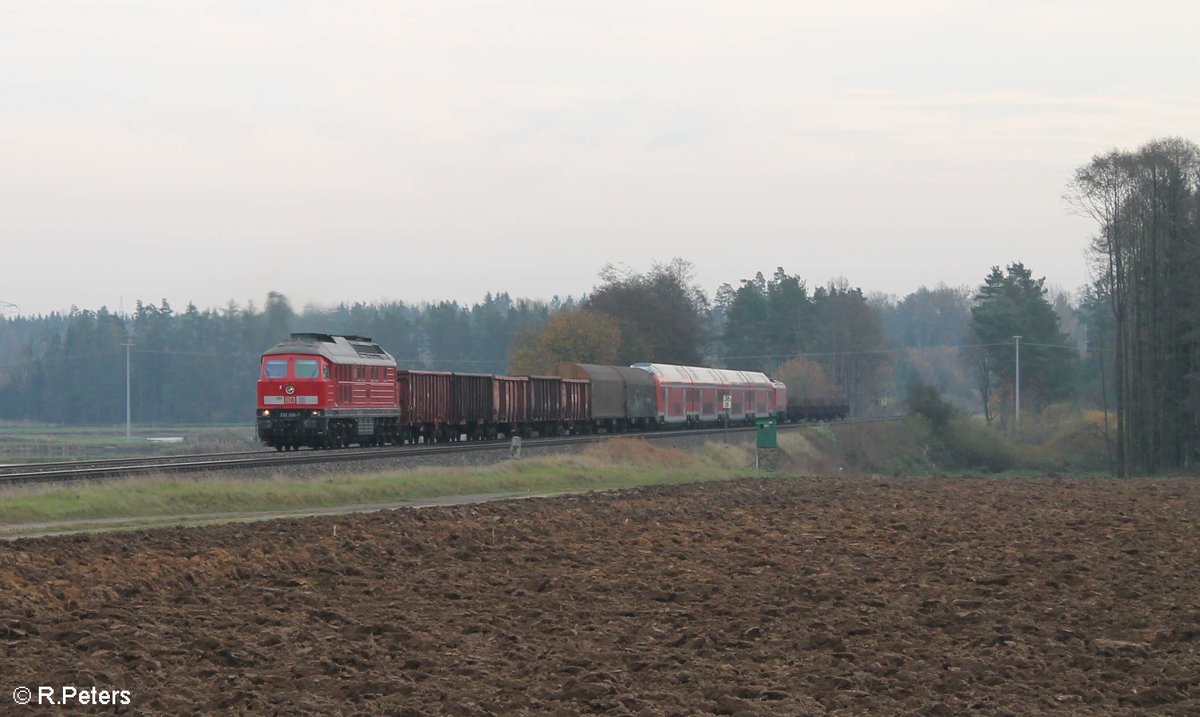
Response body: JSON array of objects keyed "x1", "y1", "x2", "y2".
[
  {"x1": 0, "y1": 450, "x2": 276, "y2": 476},
  {"x1": 0, "y1": 425, "x2": 748, "y2": 486},
  {"x1": 0, "y1": 418, "x2": 901, "y2": 488}
]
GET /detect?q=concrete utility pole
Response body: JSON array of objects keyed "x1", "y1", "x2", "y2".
[
  {"x1": 125, "y1": 341, "x2": 132, "y2": 443},
  {"x1": 1013, "y1": 336, "x2": 1022, "y2": 435}
]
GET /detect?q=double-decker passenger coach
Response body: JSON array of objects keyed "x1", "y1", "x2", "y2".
[{"x1": 633, "y1": 362, "x2": 776, "y2": 426}]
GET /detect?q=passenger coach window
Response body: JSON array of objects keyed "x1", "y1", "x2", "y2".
[
  {"x1": 294, "y1": 360, "x2": 320, "y2": 378},
  {"x1": 264, "y1": 360, "x2": 288, "y2": 378}
]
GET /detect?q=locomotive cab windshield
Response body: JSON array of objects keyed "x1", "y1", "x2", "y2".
[
  {"x1": 260, "y1": 357, "x2": 325, "y2": 379},
  {"x1": 294, "y1": 359, "x2": 320, "y2": 378}
]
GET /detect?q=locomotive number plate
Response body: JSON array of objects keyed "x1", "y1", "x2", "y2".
[{"x1": 264, "y1": 396, "x2": 318, "y2": 405}]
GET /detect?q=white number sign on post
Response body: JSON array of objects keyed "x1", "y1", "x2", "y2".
[{"x1": 721, "y1": 394, "x2": 732, "y2": 444}]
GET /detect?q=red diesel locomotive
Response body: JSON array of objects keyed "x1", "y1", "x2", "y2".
[{"x1": 255, "y1": 333, "x2": 401, "y2": 450}]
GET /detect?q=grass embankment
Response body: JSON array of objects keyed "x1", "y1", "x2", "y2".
[{"x1": 0, "y1": 440, "x2": 760, "y2": 534}]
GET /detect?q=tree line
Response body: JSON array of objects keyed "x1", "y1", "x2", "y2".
[
  {"x1": 0, "y1": 292, "x2": 559, "y2": 425},
  {"x1": 0, "y1": 259, "x2": 1080, "y2": 427}
]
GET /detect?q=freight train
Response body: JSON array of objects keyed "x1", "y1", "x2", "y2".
[{"x1": 255, "y1": 333, "x2": 847, "y2": 451}]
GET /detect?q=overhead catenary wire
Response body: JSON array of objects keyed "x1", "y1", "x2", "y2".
[
  {"x1": 718, "y1": 341, "x2": 1082, "y2": 363},
  {"x1": 0, "y1": 341, "x2": 1087, "y2": 373}
]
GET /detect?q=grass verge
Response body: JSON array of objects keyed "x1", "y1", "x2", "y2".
[{"x1": 0, "y1": 439, "x2": 762, "y2": 534}]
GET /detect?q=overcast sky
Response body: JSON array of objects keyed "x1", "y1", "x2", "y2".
[{"x1": 3, "y1": 1, "x2": 1197, "y2": 317}]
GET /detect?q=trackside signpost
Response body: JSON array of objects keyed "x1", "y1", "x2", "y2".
[{"x1": 722, "y1": 394, "x2": 732, "y2": 443}]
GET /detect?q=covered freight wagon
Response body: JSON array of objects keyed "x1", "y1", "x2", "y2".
[{"x1": 550, "y1": 363, "x2": 657, "y2": 431}]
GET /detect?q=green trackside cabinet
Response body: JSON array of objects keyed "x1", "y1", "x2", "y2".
[{"x1": 755, "y1": 417, "x2": 777, "y2": 449}]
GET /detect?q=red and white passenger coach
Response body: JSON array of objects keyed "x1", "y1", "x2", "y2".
[{"x1": 631, "y1": 362, "x2": 781, "y2": 426}]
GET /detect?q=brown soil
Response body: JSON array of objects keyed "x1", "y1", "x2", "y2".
[{"x1": 3, "y1": 476, "x2": 1200, "y2": 716}]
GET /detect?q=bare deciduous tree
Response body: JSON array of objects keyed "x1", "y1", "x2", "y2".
[{"x1": 1067, "y1": 137, "x2": 1200, "y2": 475}]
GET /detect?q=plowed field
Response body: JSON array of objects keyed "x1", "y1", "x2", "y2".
[{"x1": 3, "y1": 476, "x2": 1200, "y2": 715}]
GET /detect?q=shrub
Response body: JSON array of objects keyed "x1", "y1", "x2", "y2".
[
  {"x1": 942, "y1": 418, "x2": 1016, "y2": 473},
  {"x1": 1039, "y1": 409, "x2": 1113, "y2": 472},
  {"x1": 830, "y1": 418, "x2": 938, "y2": 476},
  {"x1": 906, "y1": 381, "x2": 957, "y2": 431}
]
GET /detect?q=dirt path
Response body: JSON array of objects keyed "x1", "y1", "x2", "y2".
[
  {"x1": 0, "y1": 490, "x2": 569, "y2": 540},
  {"x1": 2, "y1": 476, "x2": 1199, "y2": 715}
]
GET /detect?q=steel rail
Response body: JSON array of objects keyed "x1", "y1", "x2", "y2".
[{"x1": 0, "y1": 450, "x2": 277, "y2": 475}]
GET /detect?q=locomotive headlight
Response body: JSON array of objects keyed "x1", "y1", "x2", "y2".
[{"x1": 262, "y1": 410, "x2": 270, "y2": 416}]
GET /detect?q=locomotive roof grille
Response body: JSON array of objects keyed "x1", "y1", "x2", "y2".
[
  {"x1": 350, "y1": 342, "x2": 387, "y2": 359},
  {"x1": 288, "y1": 332, "x2": 337, "y2": 344},
  {"x1": 264, "y1": 333, "x2": 394, "y2": 365},
  {"x1": 282, "y1": 332, "x2": 386, "y2": 357},
  {"x1": 287, "y1": 333, "x2": 377, "y2": 344}
]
